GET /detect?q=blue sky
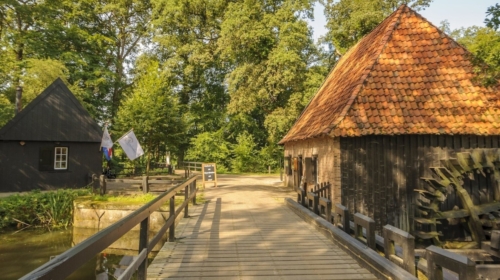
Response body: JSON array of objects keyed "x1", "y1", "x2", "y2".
[{"x1": 309, "y1": 0, "x2": 499, "y2": 42}]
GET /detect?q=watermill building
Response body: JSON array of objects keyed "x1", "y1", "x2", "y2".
[{"x1": 280, "y1": 5, "x2": 500, "y2": 245}]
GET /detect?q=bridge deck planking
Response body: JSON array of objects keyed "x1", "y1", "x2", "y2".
[{"x1": 148, "y1": 176, "x2": 378, "y2": 280}]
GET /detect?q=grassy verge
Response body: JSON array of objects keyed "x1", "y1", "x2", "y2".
[
  {"x1": 0, "y1": 189, "x2": 91, "y2": 231},
  {"x1": 0, "y1": 182, "x2": 204, "y2": 231}
]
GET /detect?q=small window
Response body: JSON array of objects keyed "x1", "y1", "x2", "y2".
[{"x1": 54, "y1": 147, "x2": 68, "y2": 170}]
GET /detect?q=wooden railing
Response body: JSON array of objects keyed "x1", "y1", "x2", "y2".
[
  {"x1": 20, "y1": 175, "x2": 198, "y2": 280},
  {"x1": 95, "y1": 175, "x2": 186, "y2": 195},
  {"x1": 293, "y1": 186, "x2": 500, "y2": 279},
  {"x1": 179, "y1": 161, "x2": 202, "y2": 172},
  {"x1": 113, "y1": 165, "x2": 173, "y2": 177}
]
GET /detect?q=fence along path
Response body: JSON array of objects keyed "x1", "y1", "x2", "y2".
[{"x1": 147, "y1": 175, "x2": 377, "y2": 280}]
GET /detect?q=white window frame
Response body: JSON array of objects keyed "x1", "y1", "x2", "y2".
[{"x1": 54, "y1": 147, "x2": 68, "y2": 170}]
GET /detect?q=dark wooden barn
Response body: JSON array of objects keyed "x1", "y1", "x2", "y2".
[
  {"x1": 280, "y1": 5, "x2": 500, "y2": 245},
  {"x1": 0, "y1": 78, "x2": 102, "y2": 192}
]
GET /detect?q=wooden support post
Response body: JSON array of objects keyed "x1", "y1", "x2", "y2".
[
  {"x1": 191, "y1": 181, "x2": 197, "y2": 205},
  {"x1": 383, "y1": 225, "x2": 416, "y2": 276},
  {"x1": 307, "y1": 192, "x2": 319, "y2": 215},
  {"x1": 184, "y1": 185, "x2": 189, "y2": 218},
  {"x1": 325, "y1": 199, "x2": 332, "y2": 223},
  {"x1": 169, "y1": 195, "x2": 175, "y2": 241},
  {"x1": 297, "y1": 186, "x2": 306, "y2": 206},
  {"x1": 319, "y1": 197, "x2": 332, "y2": 222},
  {"x1": 354, "y1": 213, "x2": 376, "y2": 250},
  {"x1": 426, "y1": 245, "x2": 476, "y2": 280},
  {"x1": 138, "y1": 217, "x2": 149, "y2": 280},
  {"x1": 335, "y1": 203, "x2": 350, "y2": 233},
  {"x1": 142, "y1": 176, "x2": 149, "y2": 194},
  {"x1": 92, "y1": 174, "x2": 99, "y2": 194},
  {"x1": 99, "y1": 175, "x2": 106, "y2": 195}
]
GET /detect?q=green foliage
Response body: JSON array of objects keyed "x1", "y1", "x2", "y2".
[
  {"x1": 22, "y1": 58, "x2": 70, "y2": 105},
  {"x1": 152, "y1": 0, "x2": 230, "y2": 153},
  {"x1": 322, "y1": 0, "x2": 433, "y2": 55},
  {"x1": 0, "y1": 94, "x2": 14, "y2": 127},
  {"x1": 451, "y1": 26, "x2": 500, "y2": 86},
  {"x1": 220, "y1": 0, "x2": 315, "y2": 115},
  {"x1": 114, "y1": 56, "x2": 185, "y2": 170},
  {"x1": 185, "y1": 130, "x2": 231, "y2": 171},
  {"x1": 485, "y1": 3, "x2": 500, "y2": 31},
  {"x1": 0, "y1": 189, "x2": 91, "y2": 230},
  {"x1": 231, "y1": 131, "x2": 259, "y2": 172}
]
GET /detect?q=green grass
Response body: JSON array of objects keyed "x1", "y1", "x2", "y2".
[{"x1": 90, "y1": 193, "x2": 159, "y2": 203}]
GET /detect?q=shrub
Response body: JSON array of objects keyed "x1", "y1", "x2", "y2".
[
  {"x1": 231, "y1": 132, "x2": 260, "y2": 173},
  {"x1": 185, "y1": 130, "x2": 232, "y2": 170},
  {"x1": 0, "y1": 188, "x2": 91, "y2": 230}
]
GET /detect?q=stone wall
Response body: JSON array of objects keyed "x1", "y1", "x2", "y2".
[
  {"x1": 73, "y1": 201, "x2": 172, "y2": 252},
  {"x1": 283, "y1": 136, "x2": 341, "y2": 204}
]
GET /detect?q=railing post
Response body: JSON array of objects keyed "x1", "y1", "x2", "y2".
[
  {"x1": 334, "y1": 204, "x2": 350, "y2": 233},
  {"x1": 426, "y1": 245, "x2": 476, "y2": 280},
  {"x1": 184, "y1": 184, "x2": 189, "y2": 218},
  {"x1": 325, "y1": 199, "x2": 332, "y2": 223},
  {"x1": 138, "y1": 217, "x2": 149, "y2": 280},
  {"x1": 307, "y1": 192, "x2": 319, "y2": 215},
  {"x1": 169, "y1": 194, "x2": 175, "y2": 241},
  {"x1": 142, "y1": 176, "x2": 149, "y2": 193},
  {"x1": 191, "y1": 181, "x2": 197, "y2": 205},
  {"x1": 383, "y1": 225, "x2": 416, "y2": 276},
  {"x1": 354, "y1": 213, "x2": 376, "y2": 250},
  {"x1": 92, "y1": 174, "x2": 99, "y2": 194},
  {"x1": 99, "y1": 175, "x2": 106, "y2": 195}
]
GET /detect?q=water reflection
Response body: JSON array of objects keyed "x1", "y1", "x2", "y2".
[{"x1": 0, "y1": 228, "x2": 158, "y2": 279}]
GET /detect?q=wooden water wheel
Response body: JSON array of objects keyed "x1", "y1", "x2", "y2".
[{"x1": 414, "y1": 149, "x2": 500, "y2": 247}]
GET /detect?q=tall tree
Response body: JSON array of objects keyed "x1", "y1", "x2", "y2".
[
  {"x1": 322, "y1": 0, "x2": 433, "y2": 58},
  {"x1": 114, "y1": 55, "x2": 185, "y2": 172},
  {"x1": 0, "y1": 0, "x2": 60, "y2": 112},
  {"x1": 152, "y1": 0, "x2": 231, "y2": 160},
  {"x1": 54, "y1": 0, "x2": 152, "y2": 121},
  {"x1": 219, "y1": 0, "x2": 325, "y2": 146}
]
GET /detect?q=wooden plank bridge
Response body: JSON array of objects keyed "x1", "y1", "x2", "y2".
[{"x1": 147, "y1": 175, "x2": 378, "y2": 280}]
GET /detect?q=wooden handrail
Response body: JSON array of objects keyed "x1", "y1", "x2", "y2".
[
  {"x1": 20, "y1": 175, "x2": 198, "y2": 280},
  {"x1": 180, "y1": 161, "x2": 203, "y2": 172}
]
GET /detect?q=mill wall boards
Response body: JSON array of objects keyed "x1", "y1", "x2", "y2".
[{"x1": 202, "y1": 163, "x2": 217, "y2": 188}]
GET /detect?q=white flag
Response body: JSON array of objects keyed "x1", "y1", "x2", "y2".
[
  {"x1": 100, "y1": 127, "x2": 113, "y2": 149},
  {"x1": 117, "y1": 130, "x2": 144, "y2": 160}
]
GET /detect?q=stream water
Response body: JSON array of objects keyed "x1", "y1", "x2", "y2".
[{"x1": 0, "y1": 228, "x2": 146, "y2": 280}]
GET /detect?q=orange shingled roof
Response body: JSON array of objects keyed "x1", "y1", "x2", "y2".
[{"x1": 279, "y1": 5, "x2": 500, "y2": 144}]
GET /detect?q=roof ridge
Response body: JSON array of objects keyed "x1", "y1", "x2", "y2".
[
  {"x1": 0, "y1": 78, "x2": 62, "y2": 138},
  {"x1": 325, "y1": 5, "x2": 405, "y2": 134}
]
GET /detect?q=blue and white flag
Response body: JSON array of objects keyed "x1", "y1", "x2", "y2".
[
  {"x1": 100, "y1": 127, "x2": 114, "y2": 161},
  {"x1": 100, "y1": 127, "x2": 113, "y2": 150},
  {"x1": 117, "y1": 130, "x2": 144, "y2": 161}
]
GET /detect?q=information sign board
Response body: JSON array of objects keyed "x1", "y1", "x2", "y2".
[{"x1": 202, "y1": 163, "x2": 217, "y2": 188}]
